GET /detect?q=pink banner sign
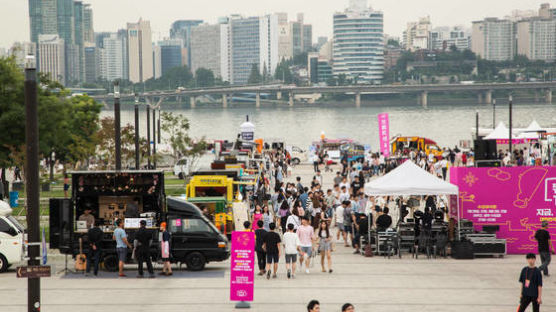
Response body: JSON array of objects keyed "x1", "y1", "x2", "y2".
[
  {"x1": 230, "y1": 231, "x2": 255, "y2": 302},
  {"x1": 450, "y1": 166, "x2": 556, "y2": 254},
  {"x1": 377, "y1": 113, "x2": 390, "y2": 157}
]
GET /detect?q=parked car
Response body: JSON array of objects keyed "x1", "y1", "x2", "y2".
[
  {"x1": 0, "y1": 201, "x2": 25, "y2": 273},
  {"x1": 286, "y1": 145, "x2": 307, "y2": 165},
  {"x1": 174, "y1": 158, "x2": 190, "y2": 179}
]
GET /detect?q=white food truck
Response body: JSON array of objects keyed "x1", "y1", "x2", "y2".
[{"x1": 0, "y1": 200, "x2": 25, "y2": 272}]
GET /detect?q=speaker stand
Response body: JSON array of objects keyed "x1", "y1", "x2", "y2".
[{"x1": 56, "y1": 253, "x2": 76, "y2": 275}]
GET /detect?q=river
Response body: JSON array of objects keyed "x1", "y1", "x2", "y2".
[{"x1": 101, "y1": 101, "x2": 556, "y2": 150}]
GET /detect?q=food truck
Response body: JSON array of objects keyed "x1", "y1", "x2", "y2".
[
  {"x1": 49, "y1": 170, "x2": 229, "y2": 271},
  {"x1": 391, "y1": 136, "x2": 443, "y2": 159},
  {"x1": 0, "y1": 201, "x2": 25, "y2": 272}
]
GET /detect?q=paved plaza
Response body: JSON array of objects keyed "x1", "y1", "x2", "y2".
[{"x1": 1, "y1": 165, "x2": 554, "y2": 311}]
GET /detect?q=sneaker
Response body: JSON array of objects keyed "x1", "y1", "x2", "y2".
[
  {"x1": 329, "y1": 269, "x2": 333, "y2": 274},
  {"x1": 305, "y1": 269, "x2": 310, "y2": 274},
  {"x1": 257, "y1": 272, "x2": 263, "y2": 276},
  {"x1": 287, "y1": 270, "x2": 291, "y2": 279},
  {"x1": 272, "y1": 274, "x2": 277, "y2": 279},
  {"x1": 266, "y1": 270, "x2": 271, "y2": 280},
  {"x1": 118, "y1": 274, "x2": 127, "y2": 277},
  {"x1": 353, "y1": 250, "x2": 359, "y2": 254}
]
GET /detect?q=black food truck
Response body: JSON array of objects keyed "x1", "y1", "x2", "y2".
[{"x1": 49, "y1": 170, "x2": 229, "y2": 271}]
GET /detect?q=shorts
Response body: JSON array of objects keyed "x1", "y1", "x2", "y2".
[
  {"x1": 266, "y1": 253, "x2": 279, "y2": 263},
  {"x1": 336, "y1": 222, "x2": 344, "y2": 230},
  {"x1": 344, "y1": 225, "x2": 352, "y2": 233},
  {"x1": 63, "y1": 184, "x2": 69, "y2": 191},
  {"x1": 285, "y1": 254, "x2": 297, "y2": 263},
  {"x1": 116, "y1": 247, "x2": 127, "y2": 262},
  {"x1": 300, "y1": 246, "x2": 312, "y2": 257}
]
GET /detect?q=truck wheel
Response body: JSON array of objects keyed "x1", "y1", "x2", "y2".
[
  {"x1": 178, "y1": 173, "x2": 184, "y2": 180},
  {"x1": 0, "y1": 254, "x2": 8, "y2": 273},
  {"x1": 185, "y1": 252, "x2": 206, "y2": 271},
  {"x1": 103, "y1": 254, "x2": 119, "y2": 272},
  {"x1": 292, "y1": 158, "x2": 300, "y2": 165}
]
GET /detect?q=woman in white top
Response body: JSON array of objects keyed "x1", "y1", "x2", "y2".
[{"x1": 286, "y1": 206, "x2": 301, "y2": 231}]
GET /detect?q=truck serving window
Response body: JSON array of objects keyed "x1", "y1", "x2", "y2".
[{"x1": 169, "y1": 218, "x2": 214, "y2": 234}]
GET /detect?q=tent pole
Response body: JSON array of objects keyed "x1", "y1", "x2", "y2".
[{"x1": 456, "y1": 193, "x2": 461, "y2": 241}]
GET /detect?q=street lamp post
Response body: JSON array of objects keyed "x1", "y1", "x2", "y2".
[
  {"x1": 24, "y1": 55, "x2": 41, "y2": 312},
  {"x1": 157, "y1": 107, "x2": 161, "y2": 144},
  {"x1": 146, "y1": 104, "x2": 151, "y2": 169},
  {"x1": 134, "y1": 93, "x2": 140, "y2": 170},
  {"x1": 114, "y1": 81, "x2": 121, "y2": 171},
  {"x1": 509, "y1": 94, "x2": 513, "y2": 162},
  {"x1": 492, "y1": 98, "x2": 496, "y2": 129},
  {"x1": 152, "y1": 108, "x2": 157, "y2": 169}
]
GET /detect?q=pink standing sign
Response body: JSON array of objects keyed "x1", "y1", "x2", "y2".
[
  {"x1": 450, "y1": 166, "x2": 556, "y2": 254},
  {"x1": 377, "y1": 113, "x2": 390, "y2": 157},
  {"x1": 230, "y1": 231, "x2": 255, "y2": 302}
]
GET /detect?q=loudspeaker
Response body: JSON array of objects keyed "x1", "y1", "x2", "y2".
[
  {"x1": 49, "y1": 198, "x2": 73, "y2": 251},
  {"x1": 474, "y1": 140, "x2": 497, "y2": 160},
  {"x1": 452, "y1": 240, "x2": 474, "y2": 259}
]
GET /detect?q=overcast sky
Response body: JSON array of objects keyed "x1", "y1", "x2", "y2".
[{"x1": 0, "y1": 0, "x2": 553, "y2": 49}]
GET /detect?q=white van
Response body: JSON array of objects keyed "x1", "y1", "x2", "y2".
[
  {"x1": 173, "y1": 158, "x2": 190, "y2": 179},
  {"x1": 0, "y1": 201, "x2": 25, "y2": 272}
]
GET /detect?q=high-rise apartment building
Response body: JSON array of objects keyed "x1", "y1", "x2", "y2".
[
  {"x1": 127, "y1": 19, "x2": 153, "y2": 83},
  {"x1": 403, "y1": 17, "x2": 431, "y2": 51},
  {"x1": 225, "y1": 15, "x2": 279, "y2": 85},
  {"x1": 38, "y1": 34, "x2": 65, "y2": 84},
  {"x1": 83, "y1": 4, "x2": 94, "y2": 43},
  {"x1": 9, "y1": 42, "x2": 37, "y2": 68},
  {"x1": 333, "y1": 0, "x2": 384, "y2": 84},
  {"x1": 159, "y1": 39, "x2": 183, "y2": 76},
  {"x1": 28, "y1": 0, "x2": 90, "y2": 85},
  {"x1": 429, "y1": 26, "x2": 471, "y2": 51},
  {"x1": 190, "y1": 24, "x2": 223, "y2": 77},
  {"x1": 539, "y1": 3, "x2": 556, "y2": 19},
  {"x1": 83, "y1": 43, "x2": 97, "y2": 82},
  {"x1": 516, "y1": 17, "x2": 556, "y2": 61},
  {"x1": 153, "y1": 45, "x2": 162, "y2": 79},
  {"x1": 169, "y1": 20, "x2": 203, "y2": 68},
  {"x1": 99, "y1": 33, "x2": 125, "y2": 81},
  {"x1": 276, "y1": 13, "x2": 313, "y2": 60},
  {"x1": 472, "y1": 18, "x2": 515, "y2": 61}
]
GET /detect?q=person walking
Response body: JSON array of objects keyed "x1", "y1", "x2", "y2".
[
  {"x1": 159, "y1": 222, "x2": 172, "y2": 276},
  {"x1": 135, "y1": 220, "x2": 155, "y2": 278},
  {"x1": 535, "y1": 221, "x2": 554, "y2": 276},
  {"x1": 255, "y1": 220, "x2": 267, "y2": 276},
  {"x1": 342, "y1": 303, "x2": 355, "y2": 312},
  {"x1": 63, "y1": 173, "x2": 70, "y2": 198},
  {"x1": 113, "y1": 219, "x2": 132, "y2": 277},
  {"x1": 297, "y1": 216, "x2": 315, "y2": 274},
  {"x1": 518, "y1": 253, "x2": 543, "y2": 312},
  {"x1": 318, "y1": 220, "x2": 333, "y2": 273},
  {"x1": 283, "y1": 223, "x2": 301, "y2": 279},
  {"x1": 286, "y1": 205, "x2": 301, "y2": 232},
  {"x1": 252, "y1": 205, "x2": 263, "y2": 231},
  {"x1": 263, "y1": 222, "x2": 281, "y2": 279},
  {"x1": 262, "y1": 205, "x2": 272, "y2": 231},
  {"x1": 85, "y1": 220, "x2": 103, "y2": 276}
]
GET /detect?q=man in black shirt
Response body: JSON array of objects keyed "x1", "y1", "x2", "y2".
[
  {"x1": 376, "y1": 207, "x2": 393, "y2": 232},
  {"x1": 421, "y1": 207, "x2": 433, "y2": 231},
  {"x1": 263, "y1": 222, "x2": 281, "y2": 279},
  {"x1": 350, "y1": 176, "x2": 362, "y2": 195},
  {"x1": 534, "y1": 221, "x2": 554, "y2": 276},
  {"x1": 86, "y1": 220, "x2": 103, "y2": 276},
  {"x1": 518, "y1": 253, "x2": 543, "y2": 312},
  {"x1": 254, "y1": 220, "x2": 267, "y2": 276},
  {"x1": 135, "y1": 220, "x2": 155, "y2": 278}
]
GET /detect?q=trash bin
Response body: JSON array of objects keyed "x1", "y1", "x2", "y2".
[{"x1": 9, "y1": 191, "x2": 19, "y2": 208}]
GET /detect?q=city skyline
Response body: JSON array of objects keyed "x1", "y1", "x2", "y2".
[{"x1": 1, "y1": 0, "x2": 555, "y2": 49}]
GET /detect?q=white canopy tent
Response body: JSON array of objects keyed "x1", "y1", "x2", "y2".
[
  {"x1": 483, "y1": 122, "x2": 520, "y2": 140},
  {"x1": 519, "y1": 120, "x2": 543, "y2": 139},
  {"x1": 364, "y1": 160, "x2": 462, "y2": 238},
  {"x1": 364, "y1": 160, "x2": 458, "y2": 196}
]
